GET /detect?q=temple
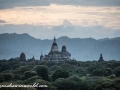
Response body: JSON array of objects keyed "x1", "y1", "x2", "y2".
[
  {"x1": 98, "y1": 54, "x2": 104, "y2": 62},
  {"x1": 40, "y1": 37, "x2": 71, "y2": 62},
  {"x1": 19, "y1": 52, "x2": 26, "y2": 62}
]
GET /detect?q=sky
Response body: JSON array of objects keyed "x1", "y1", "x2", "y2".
[{"x1": 0, "y1": 0, "x2": 120, "y2": 39}]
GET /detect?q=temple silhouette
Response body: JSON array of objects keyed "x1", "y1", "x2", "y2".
[{"x1": 40, "y1": 37, "x2": 71, "y2": 62}]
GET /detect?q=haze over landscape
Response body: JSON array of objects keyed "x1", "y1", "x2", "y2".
[
  {"x1": 0, "y1": 0, "x2": 120, "y2": 60},
  {"x1": 0, "y1": 33, "x2": 120, "y2": 61}
]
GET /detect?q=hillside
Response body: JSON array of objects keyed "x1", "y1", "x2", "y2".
[{"x1": 0, "y1": 33, "x2": 120, "y2": 61}]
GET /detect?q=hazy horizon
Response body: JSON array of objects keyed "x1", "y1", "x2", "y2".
[
  {"x1": 0, "y1": 32, "x2": 120, "y2": 40},
  {"x1": 0, "y1": 33, "x2": 120, "y2": 60}
]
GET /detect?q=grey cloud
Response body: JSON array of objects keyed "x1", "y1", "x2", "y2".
[
  {"x1": 0, "y1": 0, "x2": 120, "y2": 9},
  {"x1": 0, "y1": 0, "x2": 50, "y2": 9},
  {"x1": 0, "y1": 20, "x2": 7, "y2": 23},
  {"x1": 51, "y1": 0, "x2": 120, "y2": 6}
]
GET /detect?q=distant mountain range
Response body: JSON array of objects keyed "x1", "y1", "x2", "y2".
[{"x1": 0, "y1": 33, "x2": 120, "y2": 61}]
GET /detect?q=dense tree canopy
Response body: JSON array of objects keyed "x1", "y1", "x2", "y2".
[
  {"x1": 52, "y1": 69, "x2": 69, "y2": 81},
  {"x1": 0, "y1": 59, "x2": 120, "y2": 90},
  {"x1": 36, "y1": 65, "x2": 50, "y2": 81}
]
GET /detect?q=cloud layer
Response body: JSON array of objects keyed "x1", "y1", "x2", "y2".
[
  {"x1": 0, "y1": 0, "x2": 120, "y2": 9},
  {"x1": 0, "y1": 4, "x2": 120, "y2": 29},
  {"x1": 0, "y1": 0, "x2": 120, "y2": 39},
  {"x1": 0, "y1": 20, "x2": 6, "y2": 23}
]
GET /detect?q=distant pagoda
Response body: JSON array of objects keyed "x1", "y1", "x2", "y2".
[
  {"x1": 98, "y1": 54, "x2": 104, "y2": 62},
  {"x1": 19, "y1": 52, "x2": 26, "y2": 62}
]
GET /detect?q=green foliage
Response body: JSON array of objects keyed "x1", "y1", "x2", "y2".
[
  {"x1": 65, "y1": 60, "x2": 78, "y2": 65},
  {"x1": 91, "y1": 69, "x2": 104, "y2": 76},
  {"x1": 0, "y1": 58, "x2": 120, "y2": 90},
  {"x1": 0, "y1": 74, "x2": 4, "y2": 82},
  {"x1": 87, "y1": 65, "x2": 97, "y2": 73},
  {"x1": 103, "y1": 68, "x2": 113, "y2": 76},
  {"x1": 49, "y1": 65, "x2": 61, "y2": 75},
  {"x1": 13, "y1": 64, "x2": 20, "y2": 70},
  {"x1": 19, "y1": 76, "x2": 41, "y2": 84},
  {"x1": 53, "y1": 75, "x2": 89, "y2": 90},
  {"x1": 13, "y1": 66, "x2": 31, "y2": 75},
  {"x1": 114, "y1": 66, "x2": 120, "y2": 77},
  {"x1": 60, "y1": 63, "x2": 75, "y2": 70},
  {"x1": 8, "y1": 59, "x2": 19, "y2": 68},
  {"x1": 24, "y1": 71, "x2": 37, "y2": 79},
  {"x1": 36, "y1": 65, "x2": 50, "y2": 81},
  {"x1": 93, "y1": 78, "x2": 120, "y2": 90},
  {"x1": 2, "y1": 73, "x2": 13, "y2": 81},
  {"x1": 49, "y1": 65, "x2": 61, "y2": 71},
  {"x1": 75, "y1": 67, "x2": 88, "y2": 76},
  {"x1": 52, "y1": 69, "x2": 69, "y2": 81},
  {"x1": 91, "y1": 68, "x2": 113, "y2": 77},
  {"x1": 36, "y1": 79, "x2": 57, "y2": 90},
  {"x1": 14, "y1": 73, "x2": 21, "y2": 80},
  {"x1": 44, "y1": 61, "x2": 56, "y2": 67},
  {"x1": 0, "y1": 64, "x2": 10, "y2": 72}
]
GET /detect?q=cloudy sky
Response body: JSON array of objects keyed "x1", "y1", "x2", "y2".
[{"x1": 0, "y1": 0, "x2": 120, "y2": 39}]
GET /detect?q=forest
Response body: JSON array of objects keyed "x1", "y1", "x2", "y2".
[{"x1": 0, "y1": 58, "x2": 120, "y2": 90}]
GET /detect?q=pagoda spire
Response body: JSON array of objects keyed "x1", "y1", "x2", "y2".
[
  {"x1": 98, "y1": 54, "x2": 104, "y2": 62},
  {"x1": 54, "y1": 36, "x2": 56, "y2": 43},
  {"x1": 41, "y1": 52, "x2": 43, "y2": 55},
  {"x1": 63, "y1": 40, "x2": 65, "y2": 46}
]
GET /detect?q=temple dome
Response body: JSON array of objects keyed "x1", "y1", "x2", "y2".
[
  {"x1": 52, "y1": 43, "x2": 57, "y2": 46},
  {"x1": 62, "y1": 45, "x2": 66, "y2": 51}
]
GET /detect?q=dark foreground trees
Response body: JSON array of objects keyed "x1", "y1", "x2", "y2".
[
  {"x1": 114, "y1": 66, "x2": 120, "y2": 77},
  {"x1": 35, "y1": 65, "x2": 50, "y2": 81},
  {"x1": 52, "y1": 69, "x2": 69, "y2": 81},
  {"x1": 0, "y1": 59, "x2": 120, "y2": 90},
  {"x1": 53, "y1": 75, "x2": 89, "y2": 90}
]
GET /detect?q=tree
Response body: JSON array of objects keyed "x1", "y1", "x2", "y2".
[
  {"x1": 21, "y1": 76, "x2": 41, "y2": 84},
  {"x1": 14, "y1": 73, "x2": 21, "y2": 80},
  {"x1": 52, "y1": 69, "x2": 69, "y2": 81},
  {"x1": 13, "y1": 64, "x2": 20, "y2": 70},
  {"x1": 2, "y1": 73, "x2": 13, "y2": 81},
  {"x1": 114, "y1": 66, "x2": 120, "y2": 77},
  {"x1": 36, "y1": 65, "x2": 50, "y2": 81},
  {"x1": 65, "y1": 60, "x2": 78, "y2": 65},
  {"x1": 13, "y1": 66, "x2": 31, "y2": 75},
  {"x1": 50, "y1": 65, "x2": 61, "y2": 71},
  {"x1": 0, "y1": 74, "x2": 4, "y2": 82},
  {"x1": 103, "y1": 68, "x2": 112, "y2": 76},
  {"x1": 1, "y1": 64, "x2": 10, "y2": 72},
  {"x1": 36, "y1": 79, "x2": 57, "y2": 90},
  {"x1": 93, "y1": 78, "x2": 120, "y2": 90},
  {"x1": 60, "y1": 63, "x2": 75, "y2": 71},
  {"x1": 91, "y1": 69, "x2": 104, "y2": 76},
  {"x1": 49, "y1": 65, "x2": 61, "y2": 75},
  {"x1": 24, "y1": 71, "x2": 37, "y2": 79},
  {"x1": 75, "y1": 67, "x2": 88, "y2": 76},
  {"x1": 53, "y1": 75, "x2": 89, "y2": 90}
]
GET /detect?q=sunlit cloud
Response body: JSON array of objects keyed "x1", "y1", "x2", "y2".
[{"x1": 0, "y1": 4, "x2": 120, "y2": 29}]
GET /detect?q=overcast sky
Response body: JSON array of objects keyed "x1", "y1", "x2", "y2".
[{"x1": 0, "y1": 0, "x2": 120, "y2": 39}]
